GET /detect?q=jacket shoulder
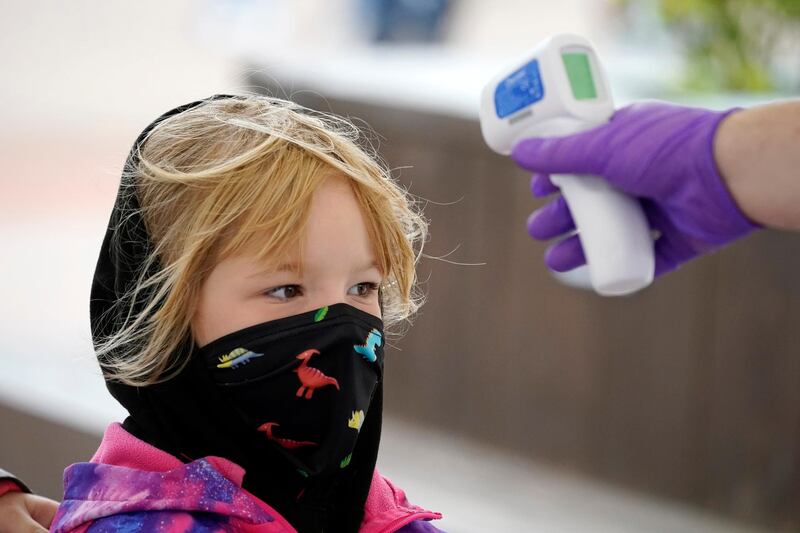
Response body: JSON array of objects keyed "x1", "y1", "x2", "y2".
[{"x1": 361, "y1": 470, "x2": 443, "y2": 532}]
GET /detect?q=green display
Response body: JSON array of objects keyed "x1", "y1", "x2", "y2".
[{"x1": 562, "y1": 53, "x2": 597, "y2": 100}]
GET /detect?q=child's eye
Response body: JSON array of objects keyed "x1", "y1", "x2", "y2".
[
  {"x1": 348, "y1": 282, "x2": 380, "y2": 298},
  {"x1": 265, "y1": 285, "x2": 303, "y2": 300}
]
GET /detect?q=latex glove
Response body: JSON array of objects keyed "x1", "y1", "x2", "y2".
[
  {"x1": 511, "y1": 102, "x2": 760, "y2": 276},
  {"x1": 0, "y1": 492, "x2": 58, "y2": 533}
]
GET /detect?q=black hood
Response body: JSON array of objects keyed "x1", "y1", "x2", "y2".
[{"x1": 89, "y1": 95, "x2": 382, "y2": 532}]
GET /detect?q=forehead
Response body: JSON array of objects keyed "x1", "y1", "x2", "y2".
[{"x1": 223, "y1": 174, "x2": 379, "y2": 275}]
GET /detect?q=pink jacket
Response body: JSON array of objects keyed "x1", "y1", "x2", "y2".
[{"x1": 51, "y1": 423, "x2": 442, "y2": 532}]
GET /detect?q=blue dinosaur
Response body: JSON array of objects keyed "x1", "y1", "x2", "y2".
[{"x1": 353, "y1": 329, "x2": 382, "y2": 363}]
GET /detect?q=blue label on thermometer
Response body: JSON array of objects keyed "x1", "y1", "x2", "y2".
[{"x1": 494, "y1": 59, "x2": 544, "y2": 119}]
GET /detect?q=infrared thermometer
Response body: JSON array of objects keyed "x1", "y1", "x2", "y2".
[{"x1": 479, "y1": 34, "x2": 654, "y2": 296}]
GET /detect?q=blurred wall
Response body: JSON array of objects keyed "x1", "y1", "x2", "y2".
[{"x1": 0, "y1": 0, "x2": 236, "y2": 134}]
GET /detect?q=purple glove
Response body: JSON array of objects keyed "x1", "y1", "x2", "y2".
[{"x1": 511, "y1": 102, "x2": 760, "y2": 276}]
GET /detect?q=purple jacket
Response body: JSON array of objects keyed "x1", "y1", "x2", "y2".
[{"x1": 51, "y1": 423, "x2": 443, "y2": 532}]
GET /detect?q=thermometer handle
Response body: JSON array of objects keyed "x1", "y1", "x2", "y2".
[{"x1": 551, "y1": 173, "x2": 654, "y2": 296}]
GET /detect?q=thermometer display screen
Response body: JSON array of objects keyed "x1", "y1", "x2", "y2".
[
  {"x1": 494, "y1": 59, "x2": 544, "y2": 118},
  {"x1": 562, "y1": 53, "x2": 597, "y2": 100}
]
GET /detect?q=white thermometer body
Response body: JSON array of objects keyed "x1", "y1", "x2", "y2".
[{"x1": 479, "y1": 34, "x2": 654, "y2": 296}]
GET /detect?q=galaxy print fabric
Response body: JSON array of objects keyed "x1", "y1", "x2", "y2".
[{"x1": 51, "y1": 458, "x2": 281, "y2": 532}]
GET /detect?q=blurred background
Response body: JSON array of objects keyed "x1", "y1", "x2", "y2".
[{"x1": 1, "y1": 0, "x2": 799, "y2": 531}]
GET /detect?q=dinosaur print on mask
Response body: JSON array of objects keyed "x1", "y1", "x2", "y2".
[
  {"x1": 314, "y1": 306, "x2": 329, "y2": 322},
  {"x1": 353, "y1": 329, "x2": 382, "y2": 363},
  {"x1": 258, "y1": 422, "x2": 318, "y2": 449},
  {"x1": 216, "y1": 347, "x2": 264, "y2": 369},
  {"x1": 348, "y1": 410, "x2": 365, "y2": 432},
  {"x1": 293, "y1": 349, "x2": 340, "y2": 399}
]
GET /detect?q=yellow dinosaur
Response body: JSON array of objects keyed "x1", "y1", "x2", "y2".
[{"x1": 348, "y1": 410, "x2": 365, "y2": 431}]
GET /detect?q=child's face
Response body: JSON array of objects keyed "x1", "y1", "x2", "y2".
[{"x1": 192, "y1": 174, "x2": 383, "y2": 347}]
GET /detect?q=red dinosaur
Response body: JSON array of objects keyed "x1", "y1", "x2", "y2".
[
  {"x1": 293, "y1": 348, "x2": 339, "y2": 399},
  {"x1": 257, "y1": 422, "x2": 318, "y2": 449}
]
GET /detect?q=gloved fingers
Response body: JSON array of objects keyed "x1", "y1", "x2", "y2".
[
  {"x1": 544, "y1": 234, "x2": 587, "y2": 272},
  {"x1": 530, "y1": 173, "x2": 559, "y2": 198},
  {"x1": 511, "y1": 126, "x2": 608, "y2": 175},
  {"x1": 653, "y1": 236, "x2": 681, "y2": 278},
  {"x1": 526, "y1": 196, "x2": 575, "y2": 240},
  {"x1": 642, "y1": 199, "x2": 699, "y2": 277},
  {"x1": 641, "y1": 199, "x2": 671, "y2": 231},
  {"x1": 653, "y1": 231, "x2": 702, "y2": 277}
]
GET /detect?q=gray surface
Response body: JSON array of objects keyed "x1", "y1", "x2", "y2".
[
  {"x1": 380, "y1": 417, "x2": 765, "y2": 533},
  {"x1": 0, "y1": 403, "x2": 99, "y2": 500}
]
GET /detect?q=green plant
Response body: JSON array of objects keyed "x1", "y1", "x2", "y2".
[{"x1": 622, "y1": 0, "x2": 800, "y2": 92}]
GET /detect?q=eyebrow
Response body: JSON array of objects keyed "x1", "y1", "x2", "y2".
[
  {"x1": 276, "y1": 262, "x2": 301, "y2": 272},
  {"x1": 245, "y1": 263, "x2": 299, "y2": 279},
  {"x1": 360, "y1": 260, "x2": 382, "y2": 273},
  {"x1": 246, "y1": 260, "x2": 381, "y2": 279}
]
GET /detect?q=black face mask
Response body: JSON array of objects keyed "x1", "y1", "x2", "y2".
[{"x1": 199, "y1": 303, "x2": 384, "y2": 478}]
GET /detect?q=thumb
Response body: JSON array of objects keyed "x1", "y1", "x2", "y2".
[{"x1": 511, "y1": 125, "x2": 608, "y2": 175}]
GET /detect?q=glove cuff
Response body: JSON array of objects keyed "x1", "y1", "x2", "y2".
[{"x1": 696, "y1": 107, "x2": 762, "y2": 243}]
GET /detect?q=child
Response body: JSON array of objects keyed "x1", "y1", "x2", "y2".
[{"x1": 51, "y1": 94, "x2": 443, "y2": 532}]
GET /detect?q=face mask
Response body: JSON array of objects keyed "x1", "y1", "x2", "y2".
[{"x1": 199, "y1": 303, "x2": 384, "y2": 478}]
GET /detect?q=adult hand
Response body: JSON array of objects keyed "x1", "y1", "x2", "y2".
[
  {"x1": 511, "y1": 101, "x2": 760, "y2": 276},
  {"x1": 0, "y1": 491, "x2": 58, "y2": 533}
]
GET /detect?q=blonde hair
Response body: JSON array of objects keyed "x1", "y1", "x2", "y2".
[{"x1": 97, "y1": 95, "x2": 427, "y2": 386}]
